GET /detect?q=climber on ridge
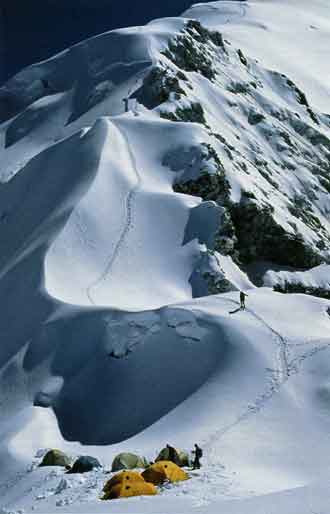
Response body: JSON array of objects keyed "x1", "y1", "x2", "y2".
[{"x1": 240, "y1": 291, "x2": 248, "y2": 310}]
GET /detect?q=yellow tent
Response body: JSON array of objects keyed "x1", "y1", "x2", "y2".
[
  {"x1": 103, "y1": 470, "x2": 145, "y2": 493},
  {"x1": 142, "y1": 461, "x2": 189, "y2": 485},
  {"x1": 102, "y1": 470, "x2": 157, "y2": 500},
  {"x1": 102, "y1": 480, "x2": 157, "y2": 500}
]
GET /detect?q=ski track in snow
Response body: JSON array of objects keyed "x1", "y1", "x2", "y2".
[
  {"x1": 86, "y1": 122, "x2": 142, "y2": 305},
  {"x1": 204, "y1": 296, "x2": 330, "y2": 460},
  {"x1": 75, "y1": 209, "x2": 96, "y2": 251}
]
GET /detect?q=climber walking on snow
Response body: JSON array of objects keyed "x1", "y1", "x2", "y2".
[{"x1": 240, "y1": 291, "x2": 248, "y2": 310}]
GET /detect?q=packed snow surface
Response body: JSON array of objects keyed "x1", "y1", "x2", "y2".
[
  {"x1": 184, "y1": 0, "x2": 330, "y2": 112},
  {"x1": 1, "y1": 1, "x2": 330, "y2": 513}
]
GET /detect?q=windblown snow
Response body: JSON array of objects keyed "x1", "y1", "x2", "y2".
[{"x1": 1, "y1": 1, "x2": 330, "y2": 513}]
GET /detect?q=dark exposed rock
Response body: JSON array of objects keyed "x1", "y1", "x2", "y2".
[
  {"x1": 202, "y1": 271, "x2": 233, "y2": 294},
  {"x1": 142, "y1": 19, "x2": 330, "y2": 273},
  {"x1": 173, "y1": 144, "x2": 230, "y2": 203},
  {"x1": 160, "y1": 102, "x2": 206, "y2": 124},
  {"x1": 248, "y1": 111, "x2": 265, "y2": 125},
  {"x1": 190, "y1": 251, "x2": 233, "y2": 297},
  {"x1": 237, "y1": 49, "x2": 248, "y2": 66},
  {"x1": 172, "y1": 143, "x2": 238, "y2": 259},
  {"x1": 228, "y1": 81, "x2": 251, "y2": 95},
  {"x1": 133, "y1": 66, "x2": 186, "y2": 109},
  {"x1": 230, "y1": 199, "x2": 323, "y2": 268},
  {"x1": 288, "y1": 194, "x2": 323, "y2": 231},
  {"x1": 274, "y1": 281, "x2": 330, "y2": 300},
  {"x1": 185, "y1": 20, "x2": 226, "y2": 49},
  {"x1": 286, "y1": 78, "x2": 319, "y2": 124},
  {"x1": 162, "y1": 20, "x2": 225, "y2": 81}
]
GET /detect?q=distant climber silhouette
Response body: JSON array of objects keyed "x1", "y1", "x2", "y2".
[
  {"x1": 41, "y1": 78, "x2": 50, "y2": 90},
  {"x1": 240, "y1": 291, "x2": 248, "y2": 310},
  {"x1": 123, "y1": 97, "x2": 129, "y2": 112},
  {"x1": 192, "y1": 444, "x2": 203, "y2": 470}
]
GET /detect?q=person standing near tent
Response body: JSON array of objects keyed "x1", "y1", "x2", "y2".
[
  {"x1": 123, "y1": 97, "x2": 129, "y2": 113},
  {"x1": 192, "y1": 444, "x2": 203, "y2": 470},
  {"x1": 240, "y1": 291, "x2": 248, "y2": 310}
]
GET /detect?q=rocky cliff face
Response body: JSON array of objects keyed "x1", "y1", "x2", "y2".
[
  {"x1": 3, "y1": 15, "x2": 330, "y2": 298},
  {"x1": 134, "y1": 19, "x2": 330, "y2": 277}
]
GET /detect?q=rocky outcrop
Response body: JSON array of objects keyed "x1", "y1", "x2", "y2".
[
  {"x1": 190, "y1": 251, "x2": 233, "y2": 297},
  {"x1": 172, "y1": 143, "x2": 238, "y2": 261},
  {"x1": 134, "y1": 66, "x2": 187, "y2": 110},
  {"x1": 230, "y1": 198, "x2": 323, "y2": 268},
  {"x1": 162, "y1": 20, "x2": 226, "y2": 81},
  {"x1": 134, "y1": 19, "x2": 330, "y2": 284},
  {"x1": 160, "y1": 102, "x2": 206, "y2": 124},
  {"x1": 274, "y1": 282, "x2": 330, "y2": 300}
]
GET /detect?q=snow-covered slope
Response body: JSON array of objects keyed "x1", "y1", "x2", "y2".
[
  {"x1": 1, "y1": 1, "x2": 330, "y2": 513},
  {"x1": 264, "y1": 262, "x2": 330, "y2": 296},
  {"x1": 185, "y1": 0, "x2": 330, "y2": 112}
]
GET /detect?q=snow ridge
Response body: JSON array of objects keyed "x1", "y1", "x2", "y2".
[{"x1": 86, "y1": 121, "x2": 142, "y2": 305}]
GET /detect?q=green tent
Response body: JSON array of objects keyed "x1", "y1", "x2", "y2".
[
  {"x1": 155, "y1": 447, "x2": 190, "y2": 467},
  {"x1": 39, "y1": 449, "x2": 71, "y2": 468},
  {"x1": 111, "y1": 452, "x2": 149, "y2": 472},
  {"x1": 67, "y1": 455, "x2": 101, "y2": 474}
]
